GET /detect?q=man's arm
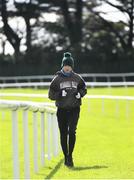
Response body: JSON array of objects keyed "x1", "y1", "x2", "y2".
[
  {"x1": 48, "y1": 76, "x2": 60, "y2": 100},
  {"x1": 77, "y1": 76, "x2": 87, "y2": 97}
]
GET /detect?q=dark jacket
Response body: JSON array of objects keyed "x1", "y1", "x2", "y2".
[{"x1": 48, "y1": 71, "x2": 87, "y2": 109}]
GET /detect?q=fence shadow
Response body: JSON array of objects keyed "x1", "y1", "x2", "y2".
[
  {"x1": 45, "y1": 158, "x2": 64, "y2": 179},
  {"x1": 71, "y1": 165, "x2": 108, "y2": 171},
  {"x1": 41, "y1": 160, "x2": 108, "y2": 179}
]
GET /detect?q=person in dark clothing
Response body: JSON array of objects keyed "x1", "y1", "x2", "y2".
[{"x1": 48, "y1": 52, "x2": 87, "y2": 167}]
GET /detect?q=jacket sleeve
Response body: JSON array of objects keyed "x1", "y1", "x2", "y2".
[
  {"x1": 78, "y1": 76, "x2": 87, "y2": 98},
  {"x1": 48, "y1": 76, "x2": 60, "y2": 101}
]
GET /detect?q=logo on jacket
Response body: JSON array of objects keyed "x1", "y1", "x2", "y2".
[{"x1": 60, "y1": 81, "x2": 78, "y2": 89}]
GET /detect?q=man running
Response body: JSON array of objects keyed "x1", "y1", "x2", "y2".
[{"x1": 48, "y1": 52, "x2": 87, "y2": 167}]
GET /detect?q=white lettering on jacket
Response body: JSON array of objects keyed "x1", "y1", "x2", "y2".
[{"x1": 60, "y1": 81, "x2": 78, "y2": 89}]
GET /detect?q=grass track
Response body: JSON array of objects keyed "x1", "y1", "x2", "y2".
[{"x1": 0, "y1": 87, "x2": 134, "y2": 179}]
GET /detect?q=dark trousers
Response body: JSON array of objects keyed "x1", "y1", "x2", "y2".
[{"x1": 57, "y1": 107, "x2": 80, "y2": 157}]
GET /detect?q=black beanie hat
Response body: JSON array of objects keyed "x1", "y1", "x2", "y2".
[{"x1": 61, "y1": 52, "x2": 74, "y2": 68}]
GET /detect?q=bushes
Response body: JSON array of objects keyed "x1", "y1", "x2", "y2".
[{"x1": 0, "y1": 49, "x2": 134, "y2": 76}]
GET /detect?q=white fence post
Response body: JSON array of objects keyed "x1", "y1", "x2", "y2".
[
  {"x1": 101, "y1": 98, "x2": 105, "y2": 114},
  {"x1": 115, "y1": 99, "x2": 119, "y2": 119},
  {"x1": 12, "y1": 109, "x2": 20, "y2": 179},
  {"x1": 88, "y1": 99, "x2": 90, "y2": 112},
  {"x1": 126, "y1": 100, "x2": 129, "y2": 120},
  {"x1": 2, "y1": 111, "x2": 5, "y2": 121},
  {"x1": 54, "y1": 114, "x2": 59, "y2": 156},
  {"x1": 93, "y1": 76, "x2": 96, "y2": 82},
  {"x1": 47, "y1": 112, "x2": 51, "y2": 160},
  {"x1": 22, "y1": 110, "x2": 30, "y2": 179},
  {"x1": 51, "y1": 113, "x2": 58, "y2": 157},
  {"x1": 0, "y1": 100, "x2": 58, "y2": 179},
  {"x1": 33, "y1": 111, "x2": 38, "y2": 173},
  {"x1": 40, "y1": 111, "x2": 45, "y2": 166}
]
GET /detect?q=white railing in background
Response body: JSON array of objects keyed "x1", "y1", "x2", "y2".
[
  {"x1": 81, "y1": 72, "x2": 134, "y2": 81},
  {"x1": 0, "y1": 75, "x2": 54, "y2": 83},
  {"x1": 0, "y1": 100, "x2": 59, "y2": 179},
  {"x1": 0, "y1": 81, "x2": 134, "y2": 88},
  {"x1": 0, "y1": 93, "x2": 48, "y2": 98},
  {"x1": 86, "y1": 95, "x2": 134, "y2": 119},
  {"x1": 0, "y1": 72, "x2": 134, "y2": 83},
  {"x1": 86, "y1": 95, "x2": 134, "y2": 100},
  {"x1": 0, "y1": 72, "x2": 134, "y2": 88},
  {"x1": 1, "y1": 93, "x2": 134, "y2": 100},
  {"x1": 0, "y1": 82, "x2": 50, "y2": 88},
  {"x1": 86, "y1": 82, "x2": 134, "y2": 87}
]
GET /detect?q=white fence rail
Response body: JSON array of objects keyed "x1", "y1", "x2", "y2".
[
  {"x1": 0, "y1": 81, "x2": 134, "y2": 89},
  {"x1": 0, "y1": 100, "x2": 59, "y2": 179},
  {"x1": 86, "y1": 95, "x2": 134, "y2": 119},
  {"x1": 86, "y1": 95, "x2": 134, "y2": 100},
  {"x1": 0, "y1": 92, "x2": 134, "y2": 178},
  {"x1": 0, "y1": 93, "x2": 134, "y2": 101},
  {"x1": 1, "y1": 93, "x2": 134, "y2": 119},
  {"x1": 0, "y1": 93, "x2": 48, "y2": 98},
  {"x1": 0, "y1": 72, "x2": 134, "y2": 83},
  {"x1": 0, "y1": 72, "x2": 134, "y2": 81},
  {"x1": 0, "y1": 72, "x2": 134, "y2": 88}
]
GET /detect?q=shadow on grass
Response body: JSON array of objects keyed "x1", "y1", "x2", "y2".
[
  {"x1": 71, "y1": 165, "x2": 108, "y2": 171},
  {"x1": 40, "y1": 160, "x2": 108, "y2": 179},
  {"x1": 45, "y1": 158, "x2": 64, "y2": 179}
]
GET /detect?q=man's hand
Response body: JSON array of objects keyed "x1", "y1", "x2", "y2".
[
  {"x1": 76, "y1": 92, "x2": 81, "y2": 99},
  {"x1": 62, "y1": 90, "x2": 67, "y2": 97}
]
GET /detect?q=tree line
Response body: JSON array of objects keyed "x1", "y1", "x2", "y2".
[{"x1": 0, "y1": 0, "x2": 134, "y2": 74}]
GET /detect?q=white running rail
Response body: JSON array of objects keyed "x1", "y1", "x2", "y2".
[
  {"x1": 1, "y1": 93, "x2": 134, "y2": 119},
  {"x1": 0, "y1": 72, "x2": 134, "y2": 88},
  {"x1": 86, "y1": 95, "x2": 134, "y2": 100},
  {"x1": 0, "y1": 93, "x2": 134, "y2": 178},
  {"x1": 0, "y1": 81, "x2": 134, "y2": 88},
  {"x1": 0, "y1": 93, "x2": 48, "y2": 98},
  {"x1": 0, "y1": 100, "x2": 59, "y2": 179},
  {"x1": 0, "y1": 72, "x2": 134, "y2": 82},
  {"x1": 86, "y1": 95, "x2": 134, "y2": 119},
  {"x1": 0, "y1": 93, "x2": 134, "y2": 100},
  {"x1": 1, "y1": 93, "x2": 134, "y2": 100}
]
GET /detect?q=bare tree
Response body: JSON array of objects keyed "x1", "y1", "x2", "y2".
[
  {"x1": 1, "y1": 0, "x2": 21, "y2": 61},
  {"x1": 14, "y1": 0, "x2": 41, "y2": 55},
  {"x1": 41, "y1": 0, "x2": 83, "y2": 49},
  {"x1": 97, "y1": 0, "x2": 134, "y2": 52}
]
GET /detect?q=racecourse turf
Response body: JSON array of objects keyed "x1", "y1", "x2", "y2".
[{"x1": 0, "y1": 87, "x2": 134, "y2": 179}]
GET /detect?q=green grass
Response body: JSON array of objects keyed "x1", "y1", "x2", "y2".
[{"x1": 0, "y1": 87, "x2": 134, "y2": 179}]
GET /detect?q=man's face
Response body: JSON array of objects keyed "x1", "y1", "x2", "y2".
[{"x1": 63, "y1": 65, "x2": 72, "y2": 72}]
